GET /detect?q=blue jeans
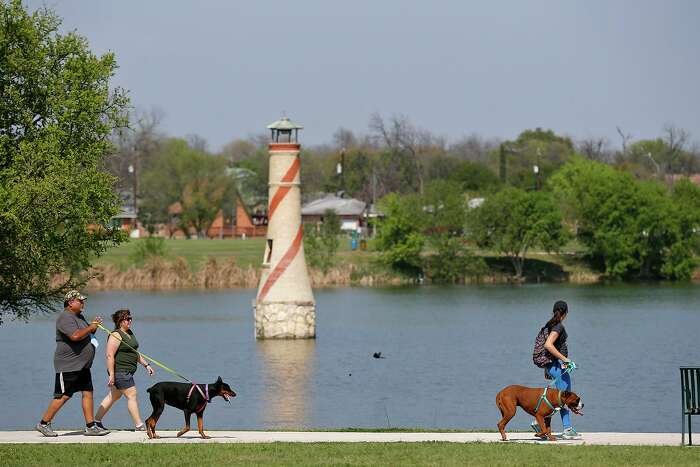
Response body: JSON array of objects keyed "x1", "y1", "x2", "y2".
[{"x1": 546, "y1": 361, "x2": 572, "y2": 429}]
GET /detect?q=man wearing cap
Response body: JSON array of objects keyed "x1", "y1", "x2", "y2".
[{"x1": 35, "y1": 290, "x2": 110, "y2": 436}]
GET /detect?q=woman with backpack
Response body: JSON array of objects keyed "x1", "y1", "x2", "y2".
[{"x1": 531, "y1": 300, "x2": 581, "y2": 440}]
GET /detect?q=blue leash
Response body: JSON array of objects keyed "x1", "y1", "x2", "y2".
[{"x1": 547, "y1": 360, "x2": 577, "y2": 387}]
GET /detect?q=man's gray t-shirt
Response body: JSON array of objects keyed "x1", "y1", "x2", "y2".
[{"x1": 54, "y1": 310, "x2": 95, "y2": 372}]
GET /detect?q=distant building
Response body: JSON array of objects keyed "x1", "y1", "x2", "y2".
[
  {"x1": 301, "y1": 194, "x2": 367, "y2": 232},
  {"x1": 666, "y1": 174, "x2": 700, "y2": 186},
  {"x1": 207, "y1": 199, "x2": 268, "y2": 239},
  {"x1": 468, "y1": 197, "x2": 485, "y2": 209},
  {"x1": 110, "y1": 190, "x2": 139, "y2": 237}
]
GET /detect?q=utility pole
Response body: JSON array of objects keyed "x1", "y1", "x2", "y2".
[
  {"x1": 337, "y1": 147, "x2": 346, "y2": 195},
  {"x1": 499, "y1": 143, "x2": 507, "y2": 184},
  {"x1": 534, "y1": 148, "x2": 542, "y2": 191}
]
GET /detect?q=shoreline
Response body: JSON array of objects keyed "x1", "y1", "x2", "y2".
[{"x1": 58, "y1": 257, "x2": 605, "y2": 291}]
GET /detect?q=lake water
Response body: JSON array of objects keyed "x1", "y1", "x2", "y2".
[{"x1": 1, "y1": 284, "x2": 698, "y2": 432}]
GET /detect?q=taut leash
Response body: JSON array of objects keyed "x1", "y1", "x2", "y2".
[{"x1": 95, "y1": 323, "x2": 194, "y2": 384}]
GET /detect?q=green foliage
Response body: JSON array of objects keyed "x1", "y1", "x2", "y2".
[
  {"x1": 448, "y1": 160, "x2": 501, "y2": 193},
  {"x1": 423, "y1": 235, "x2": 488, "y2": 283},
  {"x1": 139, "y1": 139, "x2": 236, "y2": 237},
  {"x1": 304, "y1": 209, "x2": 341, "y2": 272},
  {"x1": 497, "y1": 128, "x2": 576, "y2": 189},
  {"x1": 375, "y1": 193, "x2": 425, "y2": 274},
  {"x1": 550, "y1": 158, "x2": 700, "y2": 279},
  {"x1": 129, "y1": 237, "x2": 169, "y2": 266},
  {"x1": 0, "y1": 1, "x2": 129, "y2": 322},
  {"x1": 422, "y1": 180, "x2": 467, "y2": 233},
  {"x1": 468, "y1": 188, "x2": 567, "y2": 278}
]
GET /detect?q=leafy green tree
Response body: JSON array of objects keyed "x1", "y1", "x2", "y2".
[
  {"x1": 468, "y1": 188, "x2": 567, "y2": 278},
  {"x1": 375, "y1": 193, "x2": 425, "y2": 274},
  {"x1": 420, "y1": 180, "x2": 487, "y2": 283},
  {"x1": 496, "y1": 128, "x2": 575, "y2": 189},
  {"x1": 139, "y1": 139, "x2": 236, "y2": 238},
  {"x1": 449, "y1": 160, "x2": 501, "y2": 193},
  {"x1": 550, "y1": 158, "x2": 700, "y2": 279},
  {"x1": 304, "y1": 209, "x2": 341, "y2": 272},
  {"x1": 0, "y1": 1, "x2": 129, "y2": 322}
]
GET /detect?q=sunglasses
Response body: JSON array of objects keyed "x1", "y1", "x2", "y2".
[{"x1": 123, "y1": 317, "x2": 133, "y2": 322}]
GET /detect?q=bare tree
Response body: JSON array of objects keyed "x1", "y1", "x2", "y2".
[
  {"x1": 577, "y1": 137, "x2": 612, "y2": 163},
  {"x1": 186, "y1": 134, "x2": 208, "y2": 152},
  {"x1": 616, "y1": 126, "x2": 633, "y2": 154},
  {"x1": 333, "y1": 127, "x2": 358, "y2": 150},
  {"x1": 369, "y1": 113, "x2": 427, "y2": 194},
  {"x1": 661, "y1": 124, "x2": 690, "y2": 174},
  {"x1": 220, "y1": 139, "x2": 258, "y2": 165},
  {"x1": 107, "y1": 107, "x2": 164, "y2": 189},
  {"x1": 449, "y1": 133, "x2": 499, "y2": 164}
]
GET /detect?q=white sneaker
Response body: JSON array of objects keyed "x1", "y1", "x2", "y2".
[
  {"x1": 35, "y1": 422, "x2": 58, "y2": 437},
  {"x1": 559, "y1": 427, "x2": 582, "y2": 440},
  {"x1": 84, "y1": 425, "x2": 110, "y2": 436}
]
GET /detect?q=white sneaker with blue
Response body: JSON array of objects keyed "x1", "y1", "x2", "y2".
[{"x1": 558, "y1": 427, "x2": 582, "y2": 440}]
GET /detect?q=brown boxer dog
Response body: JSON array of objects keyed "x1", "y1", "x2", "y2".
[{"x1": 496, "y1": 385, "x2": 583, "y2": 441}]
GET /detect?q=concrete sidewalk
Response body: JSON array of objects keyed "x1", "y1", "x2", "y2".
[{"x1": 0, "y1": 430, "x2": 684, "y2": 446}]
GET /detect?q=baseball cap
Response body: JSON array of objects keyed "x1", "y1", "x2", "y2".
[{"x1": 64, "y1": 290, "x2": 87, "y2": 302}]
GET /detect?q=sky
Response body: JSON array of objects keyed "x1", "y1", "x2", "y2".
[{"x1": 27, "y1": 0, "x2": 700, "y2": 151}]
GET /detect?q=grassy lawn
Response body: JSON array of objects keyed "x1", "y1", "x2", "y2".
[
  {"x1": 95, "y1": 237, "x2": 377, "y2": 271},
  {"x1": 95, "y1": 238, "x2": 268, "y2": 271},
  {"x1": 2, "y1": 443, "x2": 698, "y2": 466}
]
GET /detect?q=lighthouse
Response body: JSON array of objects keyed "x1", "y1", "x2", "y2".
[{"x1": 254, "y1": 116, "x2": 316, "y2": 339}]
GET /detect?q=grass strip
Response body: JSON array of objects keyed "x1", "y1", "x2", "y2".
[{"x1": 2, "y1": 443, "x2": 699, "y2": 466}]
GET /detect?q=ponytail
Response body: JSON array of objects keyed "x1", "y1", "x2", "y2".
[{"x1": 545, "y1": 300, "x2": 568, "y2": 331}]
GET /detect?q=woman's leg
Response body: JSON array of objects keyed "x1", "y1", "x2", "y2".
[
  {"x1": 95, "y1": 386, "x2": 122, "y2": 422},
  {"x1": 547, "y1": 363, "x2": 572, "y2": 429},
  {"x1": 122, "y1": 386, "x2": 143, "y2": 427}
]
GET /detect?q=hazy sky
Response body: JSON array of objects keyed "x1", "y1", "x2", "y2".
[{"x1": 29, "y1": 0, "x2": 700, "y2": 150}]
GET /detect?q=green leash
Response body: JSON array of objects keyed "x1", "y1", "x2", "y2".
[{"x1": 95, "y1": 323, "x2": 194, "y2": 384}]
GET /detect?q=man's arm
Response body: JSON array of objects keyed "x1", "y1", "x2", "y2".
[
  {"x1": 68, "y1": 324, "x2": 98, "y2": 342},
  {"x1": 58, "y1": 315, "x2": 103, "y2": 342}
]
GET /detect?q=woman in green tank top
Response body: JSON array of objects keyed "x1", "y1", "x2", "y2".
[{"x1": 94, "y1": 309, "x2": 155, "y2": 431}]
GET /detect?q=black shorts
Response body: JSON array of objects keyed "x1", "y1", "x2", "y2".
[{"x1": 54, "y1": 368, "x2": 93, "y2": 399}]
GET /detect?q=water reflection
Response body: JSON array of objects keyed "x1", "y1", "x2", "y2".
[{"x1": 256, "y1": 339, "x2": 316, "y2": 428}]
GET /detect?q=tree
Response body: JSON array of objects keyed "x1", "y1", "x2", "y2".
[
  {"x1": 369, "y1": 113, "x2": 445, "y2": 195},
  {"x1": 577, "y1": 137, "x2": 612, "y2": 163},
  {"x1": 304, "y1": 209, "x2": 341, "y2": 272},
  {"x1": 0, "y1": 1, "x2": 129, "y2": 322},
  {"x1": 449, "y1": 160, "x2": 501, "y2": 193},
  {"x1": 550, "y1": 158, "x2": 700, "y2": 279},
  {"x1": 496, "y1": 128, "x2": 575, "y2": 189},
  {"x1": 375, "y1": 193, "x2": 425, "y2": 274},
  {"x1": 139, "y1": 139, "x2": 236, "y2": 237},
  {"x1": 467, "y1": 188, "x2": 567, "y2": 278},
  {"x1": 420, "y1": 180, "x2": 486, "y2": 283}
]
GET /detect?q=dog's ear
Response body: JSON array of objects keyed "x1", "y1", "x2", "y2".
[
  {"x1": 216, "y1": 376, "x2": 223, "y2": 385},
  {"x1": 561, "y1": 390, "x2": 572, "y2": 402}
]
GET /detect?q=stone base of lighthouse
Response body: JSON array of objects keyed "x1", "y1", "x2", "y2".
[{"x1": 254, "y1": 302, "x2": 316, "y2": 339}]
